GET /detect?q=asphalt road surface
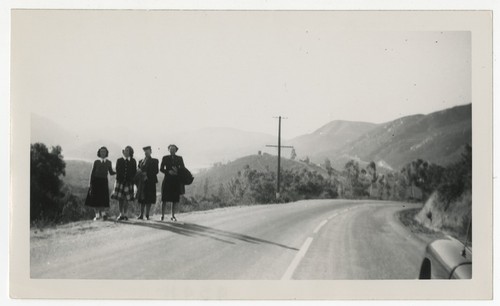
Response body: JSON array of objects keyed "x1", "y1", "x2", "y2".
[{"x1": 31, "y1": 200, "x2": 428, "y2": 279}]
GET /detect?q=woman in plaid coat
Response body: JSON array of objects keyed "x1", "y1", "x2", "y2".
[{"x1": 111, "y1": 146, "x2": 137, "y2": 221}]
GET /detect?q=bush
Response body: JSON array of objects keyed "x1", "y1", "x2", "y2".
[
  {"x1": 437, "y1": 144, "x2": 472, "y2": 210},
  {"x1": 60, "y1": 187, "x2": 94, "y2": 222},
  {"x1": 190, "y1": 165, "x2": 340, "y2": 206},
  {"x1": 31, "y1": 143, "x2": 95, "y2": 225},
  {"x1": 30, "y1": 143, "x2": 67, "y2": 224},
  {"x1": 414, "y1": 145, "x2": 472, "y2": 240}
]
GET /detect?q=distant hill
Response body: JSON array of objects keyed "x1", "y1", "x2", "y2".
[
  {"x1": 31, "y1": 114, "x2": 78, "y2": 149},
  {"x1": 30, "y1": 114, "x2": 125, "y2": 162},
  {"x1": 186, "y1": 153, "x2": 330, "y2": 197},
  {"x1": 35, "y1": 103, "x2": 472, "y2": 176},
  {"x1": 160, "y1": 127, "x2": 276, "y2": 171},
  {"x1": 333, "y1": 104, "x2": 472, "y2": 170},
  {"x1": 288, "y1": 120, "x2": 377, "y2": 163},
  {"x1": 31, "y1": 113, "x2": 276, "y2": 170},
  {"x1": 63, "y1": 159, "x2": 93, "y2": 188},
  {"x1": 63, "y1": 140, "x2": 124, "y2": 163}
]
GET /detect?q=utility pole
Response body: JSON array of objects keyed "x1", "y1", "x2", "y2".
[{"x1": 266, "y1": 116, "x2": 293, "y2": 200}]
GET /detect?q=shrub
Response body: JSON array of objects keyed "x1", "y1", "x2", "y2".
[{"x1": 30, "y1": 143, "x2": 67, "y2": 224}]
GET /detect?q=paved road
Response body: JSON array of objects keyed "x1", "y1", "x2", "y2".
[{"x1": 30, "y1": 200, "x2": 427, "y2": 279}]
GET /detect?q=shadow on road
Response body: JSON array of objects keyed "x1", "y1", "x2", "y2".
[{"x1": 119, "y1": 219, "x2": 299, "y2": 251}]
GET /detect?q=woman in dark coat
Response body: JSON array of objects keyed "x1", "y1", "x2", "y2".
[
  {"x1": 85, "y1": 146, "x2": 116, "y2": 221},
  {"x1": 111, "y1": 145, "x2": 137, "y2": 221},
  {"x1": 136, "y1": 146, "x2": 159, "y2": 220},
  {"x1": 160, "y1": 144, "x2": 185, "y2": 221}
]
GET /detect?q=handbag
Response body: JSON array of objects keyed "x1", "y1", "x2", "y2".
[
  {"x1": 134, "y1": 169, "x2": 147, "y2": 185},
  {"x1": 179, "y1": 167, "x2": 194, "y2": 185}
]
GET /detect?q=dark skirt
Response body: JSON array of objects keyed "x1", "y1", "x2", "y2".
[
  {"x1": 137, "y1": 179, "x2": 156, "y2": 204},
  {"x1": 161, "y1": 176, "x2": 182, "y2": 202},
  {"x1": 85, "y1": 177, "x2": 110, "y2": 208}
]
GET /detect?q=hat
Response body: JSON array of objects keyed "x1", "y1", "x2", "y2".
[
  {"x1": 143, "y1": 146, "x2": 152, "y2": 151},
  {"x1": 168, "y1": 144, "x2": 179, "y2": 152}
]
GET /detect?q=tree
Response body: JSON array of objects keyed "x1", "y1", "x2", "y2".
[
  {"x1": 323, "y1": 158, "x2": 334, "y2": 177},
  {"x1": 30, "y1": 143, "x2": 66, "y2": 223},
  {"x1": 203, "y1": 178, "x2": 210, "y2": 198},
  {"x1": 217, "y1": 183, "x2": 227, "y2": 205},
  {"x1": 401, "y1": 158, "x2": 445, "y2": 201},
  {"x1": 419, "y1": 163, "x2": 444, "y2": 199},
  {"x1": 387, "y1": 172, "x2": 407, "y2": 201},
  {"x1": 343, "y1": 160, "x2": 368, "y2": 198},
  {"x1": 437, "y1": 144, "x2": 472, "y2": 209},
  {"x1": 244, "y1": 169, "x2": 276, "y2": 203},
  {"x1": 344, "y1": 160, "x2": 358, "y2": 198},
  {"x1": 366, "y1": 161, "x2": 378, "y2": 197},
  {"x1": 226, "y1": 170, "x2": 249, "y2": 204},
  {"x1": 401, "y1": 160, "x2": 422, "y2": 199}
]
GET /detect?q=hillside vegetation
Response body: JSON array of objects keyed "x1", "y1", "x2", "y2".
[
  {"x1": 415, "y1": 145, "x2": 472, "y2": 239},
  {"x1": 186, "y1": 153, "x2": 329, "y2": 196},
  {"x1": 290, "y1": 104, "x2": 471, "y2": 170},
  {"x1": 334, "y1": 104, "x2": 471, "y2": 169},
  {"x1": 289, "y1": 120, "x2": 377, "y2": 162}
]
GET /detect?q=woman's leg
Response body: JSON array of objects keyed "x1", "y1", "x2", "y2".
[
  {"x1": 171, "y1": 202, "x2": 177, "y2": 218},
  {"x1": 145, "y1": 204, "x2": 151, "y2": 219},
  {"x1": 123, "y1": 199, "x2": 129, "y2": 216},
  {"x1": 118, "y1": 199, "x2": 124, "y2": 218},
  {"x1": 161, "y1": 201, "x2": 167, "y2": 220},
  {"x1": 101, "y1": 209, "x2": 108, "y2": 220},
  {"x1": 93, "y1": 208, "x2": 100, "y2": 220},
  {"x1": 138, "y1": 203, "x2": 145, "y2": 219}
]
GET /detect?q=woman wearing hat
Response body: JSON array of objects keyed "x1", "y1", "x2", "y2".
[
  {"x1": 136, "y1": 146, "x2": 159, "y2": 220},
  {"x1": 111, "y1": 145, "x2": 137, "y2": 221},
  {"x1": 85, "y1": 146, "x2": 116, "y2": 221},
  {"x1": 160, "y1": 144, "x2": 185, "y2": 221}
]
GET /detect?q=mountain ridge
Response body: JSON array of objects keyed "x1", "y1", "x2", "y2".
[
  {"x1": 331, "y1": 104, "x2": 471, "y2": 169},
  {"x1": 32, "y1": 103, "x2": 471, "y2": 172}
]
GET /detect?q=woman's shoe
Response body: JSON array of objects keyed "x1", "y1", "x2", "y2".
[
  {"x1": 161, "y1": 216, "x2": 164, "y2": 221},
  {"x1": 93, "y1": 216, "x2": 100, "y2": 221},
  {"x1": 124, "y1": 216, "x2": 129, "y2": 221},
  {"x1": 137, "y1": 215, "x2": 144, "y2": 220},
  {"x1": 171, "y1": 216, "x2": 177, "y2": 222}
]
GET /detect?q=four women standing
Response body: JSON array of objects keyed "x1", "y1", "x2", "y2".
[{"x1": 86, "y1": 144, "x2": 187, "y2": 222}]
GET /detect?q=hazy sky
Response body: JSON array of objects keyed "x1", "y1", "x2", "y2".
[{"x1": 13, "y1": 10, "x2": 471, "y2": 139}]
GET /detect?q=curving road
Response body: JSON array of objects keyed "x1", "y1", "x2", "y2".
[{"x1": 30, "y1": 200, "x2": 428, "y2": 279}]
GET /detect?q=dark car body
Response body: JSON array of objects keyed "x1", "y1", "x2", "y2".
[{"x1": 418, "y1": 237, "x2": 472, "y2": 279}]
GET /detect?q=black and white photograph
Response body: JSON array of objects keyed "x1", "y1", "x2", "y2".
[{"x1": 7, "y1": 8, "x2": 493, "y2": 300}]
